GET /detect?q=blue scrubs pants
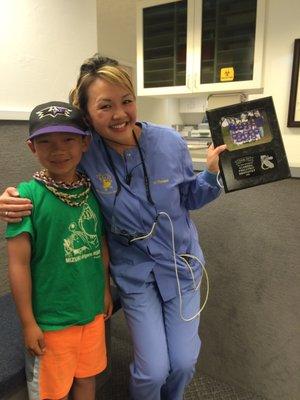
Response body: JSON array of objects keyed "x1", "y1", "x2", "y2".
[{"x1": 120, "y1": 279, "x2": 201, "y2": 400}]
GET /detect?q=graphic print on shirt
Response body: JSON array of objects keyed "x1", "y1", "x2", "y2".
[{"x1": 63, "y1": 203, "x2": 101, "y2": 263}]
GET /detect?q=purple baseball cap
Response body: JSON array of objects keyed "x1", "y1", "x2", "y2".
[{"x1": 29, "y1": 101, "x2": 90, "y2": 139}]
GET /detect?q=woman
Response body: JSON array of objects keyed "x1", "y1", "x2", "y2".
[{"x1": 0, "y1": 54, "x2": 226, "y2": 400}]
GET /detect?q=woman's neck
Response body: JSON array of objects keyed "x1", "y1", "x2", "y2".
[{"x1": 105, "y1": 125, "x2": 142, "y2": 154}]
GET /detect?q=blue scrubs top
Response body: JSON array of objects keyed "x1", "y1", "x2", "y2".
[{"x1": 80, "y1": 122, "x2": 221, "y2": 301}]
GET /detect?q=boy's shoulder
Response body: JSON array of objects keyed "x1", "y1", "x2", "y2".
[{"x1": 17, "y1": 179, "x2": 43, "y2": 199}]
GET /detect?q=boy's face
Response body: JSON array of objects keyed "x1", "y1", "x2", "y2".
[{"x1": 27, "y1": 132, "x2": 90, "y2": 183}]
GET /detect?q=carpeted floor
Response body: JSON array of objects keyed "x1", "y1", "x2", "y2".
[{"x1": 96, "y1": 310, "x2": 266, "y2": 400}]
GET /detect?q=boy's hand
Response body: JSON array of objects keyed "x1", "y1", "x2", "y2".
[
  {"x1": 23, "y1": 322, "x2": 46, "y2": 356},
  {"x1": 104, "y1": 289, "x2": 113, "y2": 321}
]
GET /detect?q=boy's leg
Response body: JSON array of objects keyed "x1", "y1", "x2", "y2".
[
  {"x1": 26, "y1": 316, "x2": 105, "y2": 400},
  {"x1": 73, "y1": 314, "x2": 106, "y2": 400},
  {"x1": 72, "y1": 376, "x2": 95, "y2": 400},
  {"x1": 25, "y1": 329, "x2": 79, "y2": 400},
  {"x1": 74, "y1": 314, "x2": 107, "y2": 378}
]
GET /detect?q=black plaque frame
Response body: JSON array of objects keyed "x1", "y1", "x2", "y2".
[{"x1": 206, "y1": 97, "x2": 291, "y2": 193}]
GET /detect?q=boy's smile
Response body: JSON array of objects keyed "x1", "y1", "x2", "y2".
[{"x1": 28, "y1": 132, "x2": 90, "y2": 183}]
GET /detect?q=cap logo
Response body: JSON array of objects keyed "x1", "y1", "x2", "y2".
[{"x1": 36, "y1": 106, "x2": 72, "y2": 119}]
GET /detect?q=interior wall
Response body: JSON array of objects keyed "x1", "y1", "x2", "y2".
[
  {"x1": 249, "y1": 0, "x2": 300, "y2": 167},
  {"x1": 0, "y1": 121, "x2": 39, "y2": 296},
  {"x1": 0, "y1": 0, "x2": 98, "y2": 118},
  {"x1": 97, "y1": 0, "x2": 136, "y2": 63}
]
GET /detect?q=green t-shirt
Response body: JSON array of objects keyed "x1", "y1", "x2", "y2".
[{"x1": 6, "y1": 179, "x2": 105, "y2": 331}]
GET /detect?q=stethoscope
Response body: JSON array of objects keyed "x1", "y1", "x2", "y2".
[
  {"x1": 99, "y1": 129, "x2": 209, "y2": 321},
  {"x1": 101, "y1": 129, "x2": 154, "y2": 205}
]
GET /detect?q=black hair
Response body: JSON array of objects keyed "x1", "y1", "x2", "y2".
[
  {"x1": 79, "y1": 54, "x2": 119, "y2": 76},
  {"x1": 70, "y1": 54, "x2": 135, "y2": 119}
]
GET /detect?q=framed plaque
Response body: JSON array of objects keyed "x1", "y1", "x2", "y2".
[{"x1": 206, "y1": 97, "x2": 291, "y2": 193}]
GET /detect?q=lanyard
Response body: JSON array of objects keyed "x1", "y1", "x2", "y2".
[{"x1": 101, "y1": 130, "x2": 155, "y2": 205}]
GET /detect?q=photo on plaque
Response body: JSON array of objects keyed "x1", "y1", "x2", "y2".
[{"x1": 206, "y1": 97, "x2": 291, "y2": 193}]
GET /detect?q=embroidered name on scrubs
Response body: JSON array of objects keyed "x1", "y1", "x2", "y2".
[
  {"x1": 96, "y1": 172, "x2": 117, "y2": 194},
  {"x1": 153, "y1": 178, "x2": 169, "y2": 185},
  {"x1": 63, "y1": 203, "x2": 101, "y2": 263}
]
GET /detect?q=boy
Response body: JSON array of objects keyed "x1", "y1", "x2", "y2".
[{"x1": 6, "y1": 101, "x2": 112, "y2": 400}]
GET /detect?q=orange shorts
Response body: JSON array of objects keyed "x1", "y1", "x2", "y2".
[{"x1": 25, "y1": 314, "x2": 107, "y2": 400}]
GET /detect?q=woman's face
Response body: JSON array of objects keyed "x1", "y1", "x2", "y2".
[{"x1": 86, "y1": 78, "x2": 137, "y2": 145}]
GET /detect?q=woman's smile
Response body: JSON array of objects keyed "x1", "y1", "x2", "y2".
[{"x1": 87, "y1": 78, "x2": 138, "y2": 148}]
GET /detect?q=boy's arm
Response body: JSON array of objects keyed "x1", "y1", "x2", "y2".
[
  {"x1": 102, "y1": 235, "x2": 113, "y2": 320},
  {"x1": 7, "y1": 233, "x2": 45, "y2": 356}
]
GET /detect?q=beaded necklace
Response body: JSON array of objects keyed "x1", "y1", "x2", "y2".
[{"x1": 33, "y1": 169, "x2": 91, "y2": 207}]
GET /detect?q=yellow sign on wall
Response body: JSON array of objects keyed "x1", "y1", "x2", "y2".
[{"x1": 220, "y1": 67, "x2": 234, "y2": 81}]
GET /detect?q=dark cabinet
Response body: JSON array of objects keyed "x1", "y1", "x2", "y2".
[{"x1": 137, "y1": 0, "x2": 265, "y2": 96}]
